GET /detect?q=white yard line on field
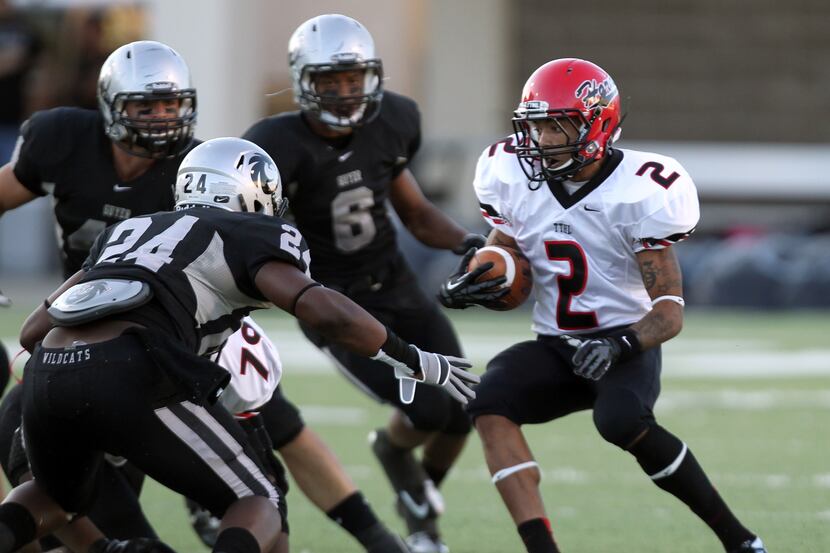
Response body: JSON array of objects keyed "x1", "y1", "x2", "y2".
[{"x1": 7, "y1": 334, "x2": 830, "y2": 378}]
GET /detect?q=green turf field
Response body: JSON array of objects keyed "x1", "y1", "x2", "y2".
[{"x1": 1, "y1": 307, "x2": 828, "y2": 552}]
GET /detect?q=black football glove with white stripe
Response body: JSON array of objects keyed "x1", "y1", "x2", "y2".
[
  {"x1": 438, "y1": 247, "x2": 509, "y2": 309},
  {"x1": 559, "y1": 330, "x2": 642, "y2": 381}
]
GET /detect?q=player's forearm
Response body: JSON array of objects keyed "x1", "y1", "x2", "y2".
[
  {"x1": 404, "y1": 204, "x2": 467, "y2": 250},
  {"x1": 629, "y1": 302, "x2": 683, "y2": 350},
  {"x1": 294, "y1": 287, "x2": 388, "y2": 356}
]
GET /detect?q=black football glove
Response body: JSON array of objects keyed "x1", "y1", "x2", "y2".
[
  {"x1": 89, "y1": 538, "x2": 178, "y2": 553},
  {"x1": 0, "y1": 288, "x2": 10, "y2": 307},
  {"x1": 559, "y1": 331, "x2": 641, "y2": 381},
  {"x1": 572, "y1": 337, "x2": 620, "y2": 380},
  {"x1": 438, "y1": 247, "x2": 509, "y2": 309},
  {"x1": 452, "y1": 233, "x2": 487, "y2": 255}
]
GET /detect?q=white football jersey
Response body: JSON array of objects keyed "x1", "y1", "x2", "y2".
[
  {"x1": 474, "y1": 138, "x2": 699, "y2": 336},
  {"x1": 213, "y1": 316, "x2": 282, "y2": 414}
]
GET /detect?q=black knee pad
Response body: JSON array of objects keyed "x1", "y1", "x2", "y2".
[
  {"x1": 258, "y1": 387, "x2": 305, "y2": 449},
  {"x1": 0, "y1": 344, "x2": 10, "y2": 396},
  {"x1": 0, "y1": 385, "x2": 26, "y2": 485},
  {"x1": 592, "y1": 389, "x2": 653, "y2": 449},
  {"x1": 399, "y1": 396, "x2": 451, "y2": 433},
  {"x1": 398, "y1": 385, "x2": 461, "y2": 433},
  {"x1": 442, "y1": 398, "x2": 472, "y2": 435}
]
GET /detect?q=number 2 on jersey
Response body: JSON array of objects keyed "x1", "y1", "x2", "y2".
[
  {"x1": 636, "y1": 161, "x2": 680, "y2": 189},
  {"x1": 545, "y1": 240, "x2": 598, "y2": 330}
]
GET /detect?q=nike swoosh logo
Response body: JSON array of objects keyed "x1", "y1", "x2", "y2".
[
  {"x1": 338, "y1": 151, "x2": 354, "y2": 162},
  {"x1": 583, "y1": 205, "x2": 600, "y2": 212},
  {"x1": 445, "y1": 278, "x2": 465, "y2": 291},
  {"x1": 113, "y1": 184, "x2": 132, "y2": 192},
  {"x1": 399, "y1": 491, "x2": 430, "y2": 519}
]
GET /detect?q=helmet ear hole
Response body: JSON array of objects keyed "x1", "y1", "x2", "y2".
[
  {"x1": 238, "y1": 194, "x2": 250, "y2": 213},
  {"x1": 610, "y1": 126, "x2": 622, "y2": 145}
]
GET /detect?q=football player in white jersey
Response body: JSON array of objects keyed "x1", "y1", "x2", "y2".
[
  {"x1": 439, "y1": 59, "x2": 766, "y2": 553},
  {"x1": 198, "y1": 317, "x2": 410, "y2": 552},
  {"x1": 215, "y1": 317, "x2": 282, "y2": 415}
]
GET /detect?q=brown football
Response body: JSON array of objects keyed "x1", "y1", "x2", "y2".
[{"x1": 466, "y1": 245, "x2": 533, "y2": 311}]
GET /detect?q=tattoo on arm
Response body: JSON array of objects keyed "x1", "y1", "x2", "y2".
[
  {"x1": 632, "y1": 248, "x2": 684, "y2": 348},
  {"x1": 641, "y1": 260, "x2": 657, "y2": 290},
  {"x1": 638, "y1": 249, "x2": 683, "y2": 296}
]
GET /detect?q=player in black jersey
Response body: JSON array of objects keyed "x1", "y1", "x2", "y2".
[
  {"x1": 243, "y1": 14, "x2": 488, "y2": 553},
  {"x1": 0, "y1": 40, "x2": 197, "y2": 278},
  {"x1": 0, "y1": 138, "x2": 478, "y2": 553},
  {"x1": 0, "y1": 40, "x2": 197, "y2": 544},
  {"x1": 0, "y1": 39, "x2": 411, "y2": 553}
]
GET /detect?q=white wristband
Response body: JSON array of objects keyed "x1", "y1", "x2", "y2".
[{"x1": 652, "y1": 295, "x2": 685, "y2": 307}]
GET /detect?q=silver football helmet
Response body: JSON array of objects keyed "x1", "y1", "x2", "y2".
[
  {"x1": 98, "y1": 40, "x2": 197, "y2": 158},
  {"x1": 174, "y1": 138, "x2": 287, "y2": 217},
  {"x1": 288, "y1": 14, "x2": 383, "y2": 129}
]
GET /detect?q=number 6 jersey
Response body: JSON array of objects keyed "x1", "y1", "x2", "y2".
[
  {"x1": 474, "y1": 140, "x2": 699, "y2": 336},
  {"x1": 241, "y1": 91, "x2": 420, "y2": 288}
]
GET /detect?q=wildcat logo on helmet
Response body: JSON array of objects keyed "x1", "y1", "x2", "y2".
[
  {"x1": 237, "y1": 152, "x2": 278, "y2": 194},
  {"x1": 575, "y1": 78, "x2": 618, "y2": 111}
]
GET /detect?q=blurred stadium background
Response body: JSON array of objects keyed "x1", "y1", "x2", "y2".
[{"x1": 0, "y1": 0, "x2": 828, "y2": 551}]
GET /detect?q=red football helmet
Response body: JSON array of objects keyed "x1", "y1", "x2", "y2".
[{"x1": 512, "y1": 58, "x2": 622, "y2": 182}]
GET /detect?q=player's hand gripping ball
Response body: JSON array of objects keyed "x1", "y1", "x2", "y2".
[{"x1": 466, "y1": 246, "x2": 533, "y2": 311}]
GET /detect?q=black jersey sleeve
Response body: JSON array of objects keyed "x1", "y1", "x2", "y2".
[
  {"x1": 12, "y1": 108, "x2": 77, "y2": 196},
  {"x1": 385, "y1": 93, "x2": 422, "y2": 178},
  {"x1": 241, "y1": 117, "x2": 304, "y2": 187},
  {"x1": 236, "y1": 216, "x2": 312, "y2": 292},
  {"x1": 81, "y1": 224, "x2": 115, "y2": 271}
]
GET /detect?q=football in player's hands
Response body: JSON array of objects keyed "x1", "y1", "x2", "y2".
[{"x1": 466, "y1": 246, "x2": 532, "y2": 310}]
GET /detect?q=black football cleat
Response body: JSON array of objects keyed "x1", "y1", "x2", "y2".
[
  {"x1": 369, "y1": 429, "x2": 447, "y2": 552},
  {"x1": 184, "y1": 497, "x2": 220, "y2": 547}
]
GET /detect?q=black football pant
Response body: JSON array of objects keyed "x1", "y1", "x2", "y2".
[{"x1": 21, "y1": 334, "x2": 283, "y2": 519}]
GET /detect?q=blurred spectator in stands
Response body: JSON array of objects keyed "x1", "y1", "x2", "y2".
[{"x1": 0, "y1": 0, "x2": 41, "y2": 161}]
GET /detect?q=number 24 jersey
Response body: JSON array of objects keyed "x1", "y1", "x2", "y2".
[
  {"x1": 475, "y1": 139, "x2": 699, "y2": 336},
  {"x1": 82, "y1": 208, "x2": 311, "y2": 356}
]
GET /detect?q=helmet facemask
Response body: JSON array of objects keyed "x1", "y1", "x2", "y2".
[
  {"x1": 513, "y1": 107, "x2": 599, "y2": 182},
  {"x1": 297, "y1": 59, "x2": 383, "y2": 129},
  {"x1": 511, "y1": 58, "x2": 623, "y2": 184},
  {"x1": 109, "y1": 89, "x2": 197, "y2": 159},
  {"x1": 288, "y1": 14, "x2": 384, "y2": 131},
  {"x1": 97, "y1": 41, "x2": 198, "y2": 160}
]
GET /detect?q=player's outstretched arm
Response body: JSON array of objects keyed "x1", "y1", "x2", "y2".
[
  {"x1": 255, "y1": 260, "x2": 387, "y2": 356},
  {"x1": 0, "y1": 164, "x2": 37, "y2": 218},
  {"x1": 255, "y1": 260, "x2": 478, "y2": 403},
  {"x1": 19, "y1": 270, "x2": 85, "y2": 352}
]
